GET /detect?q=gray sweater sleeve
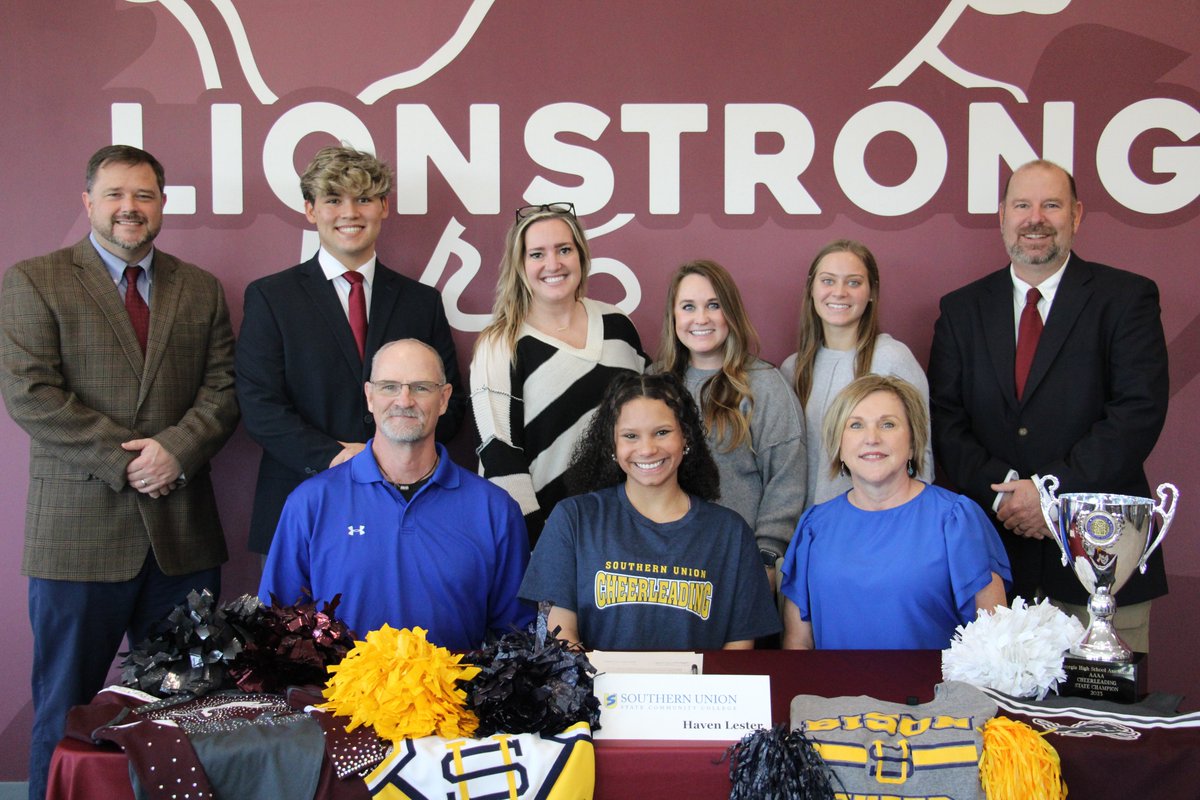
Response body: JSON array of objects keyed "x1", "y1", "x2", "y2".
[
  {"x1": 685, "y1": 362, "x2": 808, "y2": 556},
  {"x1": 743, "y1": 364, "x2": 807, "y2": 555}
]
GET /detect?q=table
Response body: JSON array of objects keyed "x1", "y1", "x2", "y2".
[{"x1": 49, "y1": 649, "x2": 1198, "y2": 799}]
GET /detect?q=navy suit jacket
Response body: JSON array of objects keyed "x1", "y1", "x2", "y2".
[
  {"x1": 236, "y1": 256, "x2": 466, "y2": 553},
  {"x1": 928, "y1": 254, "x2": 1169, "y2": 605}
]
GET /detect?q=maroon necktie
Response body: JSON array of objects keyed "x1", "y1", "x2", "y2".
[
  {"x1": 1014, "y1": 287, "x2": 1043, "y2": 400},
  {"x1": 343, "y1": 271, "x2": 367, "y2": 359},
  {"x1": 124, "y1": 265, "x2": 149, "y2": 353}
]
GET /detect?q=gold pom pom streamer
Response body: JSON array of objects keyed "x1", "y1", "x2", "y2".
[
  {"x1": 320, "y1": 625, "x2": 481, "y2": 742},
  {"x1": 980, "y1": 716, "x2": 1067, "y2": 800}
]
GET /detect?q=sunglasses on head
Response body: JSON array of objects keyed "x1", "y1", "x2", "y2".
[{"x1": 514, "y1": 202, "x2": 576, "y2": 222}]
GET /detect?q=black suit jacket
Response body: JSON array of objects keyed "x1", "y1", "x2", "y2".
[
  {"x1": 236, "y1": 257, "x2": 466, "y2": 553},
  {"x1": 928, "y1": 255, "x2": 1169, "y2": 605}
]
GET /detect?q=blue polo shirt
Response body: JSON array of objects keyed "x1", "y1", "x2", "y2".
[{"x1": 260, "y1": 442, "x2": 533, "y2": 649}]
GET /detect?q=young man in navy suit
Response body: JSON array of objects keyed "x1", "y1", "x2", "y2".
[
  {"x1": 929, "y1": 160, "x2": 1169, "y2": 651},
  {"x1": 236, "y1": 146, "x2": 465, "y2": 557}
]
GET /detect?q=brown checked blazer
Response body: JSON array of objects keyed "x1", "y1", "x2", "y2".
[{"x1": 0, "y1": 238, "x2": 239, "y2": 581}]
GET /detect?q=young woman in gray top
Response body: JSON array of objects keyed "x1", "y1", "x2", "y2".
[
  {"x1": 657, "y1": 260, "x2": 807, "y2": 586},
  {"x1": 780, "y1": 240, "x2": 932, "y2": 509}
]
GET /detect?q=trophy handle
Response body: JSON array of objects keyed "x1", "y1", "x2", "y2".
[
  {"x1": 1139, "y1": 482, "x2": 1178, "y2": 573},
  {"x1": 1033, "y1": 474, "x2": 1069, "y2": 567}
]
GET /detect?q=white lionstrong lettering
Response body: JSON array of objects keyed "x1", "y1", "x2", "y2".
[{"x1": 111, "y1": 98, "x2": 1200, "y2": 223}]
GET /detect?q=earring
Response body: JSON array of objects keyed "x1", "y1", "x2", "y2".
[
  {"x1": 839, "y1": 461, "x2": 849, "y2": 477},
  {"x1": 611, "y1": 453, "x2": 616, "y2": 462},
  {"x1": 907, "y1": 459, "x2": 915, "y2": 477},
  {"x1": 683, "y1": 446, "x2": 691, "y2": 455}
]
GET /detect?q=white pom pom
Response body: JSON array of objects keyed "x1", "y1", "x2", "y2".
[{"x1": 941, "y1": 597, "x2": 1084, "y2": 699}]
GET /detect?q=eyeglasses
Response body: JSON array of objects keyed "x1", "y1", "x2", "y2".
[
  {"x1": 515, "y1": 202, "x2": 576, "y2": 222},
  {"x1": 369, "y1": 380, "x2": 445, "y2": 397}
]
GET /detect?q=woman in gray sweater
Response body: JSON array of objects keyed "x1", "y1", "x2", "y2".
[
  {"x1": 780, "y1": 240, "x2": 932, "y2": 509},
  {"x1": 657, "y1": 260, "x2": 807, "y2": 586}
]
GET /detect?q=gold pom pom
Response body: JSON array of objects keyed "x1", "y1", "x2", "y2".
[
  {"x1": 980, "y1": 716, "x2": 1067, "y2": 800},
  {"x1": 320, "y1": 625, "x2": 481, "y2": 741}
]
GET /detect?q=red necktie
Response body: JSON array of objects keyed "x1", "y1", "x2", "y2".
[
  {"x1": 124, "y1": 265, "x2": 149, "y2": 354},
  {"x1": 1014, "y1": 287, "x2": 1043, "y2": 399},
  {"x1": 343, "y1": 271, "x2": 367, "y2": 359}
]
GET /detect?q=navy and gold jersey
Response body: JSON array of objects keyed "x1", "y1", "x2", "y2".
[{"x1": 366, "y1": 722, "x2": 594, "y2": 799}]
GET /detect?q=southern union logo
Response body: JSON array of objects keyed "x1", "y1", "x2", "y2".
[
  {"x1": 347, "y1": 525, "x2": 366, "y2": 536},
  {"x1": 605, "y1": 694, "x2": 618, "y2": 709}
]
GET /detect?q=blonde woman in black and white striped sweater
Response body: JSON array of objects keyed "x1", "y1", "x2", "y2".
[{"x1": 470, "y1": 203, "x2": 646, "y2": 544}]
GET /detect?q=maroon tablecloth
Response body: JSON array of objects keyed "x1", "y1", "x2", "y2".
[{"x1": 49, "y1": 649, "x2": 1197, "y2": 799}]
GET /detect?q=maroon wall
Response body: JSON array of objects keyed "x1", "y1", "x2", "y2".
[{"x1": 1, "y1": 0, "x2": 1197, "y2": 780}]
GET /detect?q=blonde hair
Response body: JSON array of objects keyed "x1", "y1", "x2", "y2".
[
  {"x1": 791, "y1": 240, "x2": 881, "y2": 408},
  {"x1": 821, "y1": 374, "x2": 928, "y2": 479},
  {"x1": 476, "y1": 208, "x2": 592, "y2": 355},
  {"x1": 656, "y1": 260, "x2": 760, "y2": 452},
  {"x1": 300, "y1": 145, "x2": 393, "y2": 203}
]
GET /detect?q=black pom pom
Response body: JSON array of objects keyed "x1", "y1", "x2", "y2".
[
  {"x1": 226, "y1": 592, "x2": 356, "y2": 694},
  {"x1": 119, "y1": 591, "x2": 357, "y2": 698},
  {"x1": 463, "y1": 616, "x2": 600, "y2": 737},
  {"x1": 724, "y1": 724, "x2": 842, "y2": 800},
  {"x1": 119, "y1": 589, "x2": 246, "y2": 697}
]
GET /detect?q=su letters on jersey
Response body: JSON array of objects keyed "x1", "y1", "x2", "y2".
[{"x1": 365, "y1": 722, "x2": 594, "y2": 800}]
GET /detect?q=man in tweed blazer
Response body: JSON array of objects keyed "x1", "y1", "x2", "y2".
[{"x1": 0, "y1": 145, "x2": 239, "y2": 800}]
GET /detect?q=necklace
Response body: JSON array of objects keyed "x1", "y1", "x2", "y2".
[
  {"x1": 534, "y1": 300, "x2": 578, "y2": 333},
  {"x1": 386, "y1": 454, "x2": 439, "y2": 490}
]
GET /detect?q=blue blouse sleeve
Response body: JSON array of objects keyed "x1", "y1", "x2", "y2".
[
  {"x1": 944, "y1": 494, "x2": 1013, "y2": 622},
  {"x1": 779, "y1": 506, "x2": 818, "y2": 620}
]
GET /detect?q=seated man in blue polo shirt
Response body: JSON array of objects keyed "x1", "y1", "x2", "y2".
[{"x1": 260, "y1": 338, "x2": 533, "y2": 648}]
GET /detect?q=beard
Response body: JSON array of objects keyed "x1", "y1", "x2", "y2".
[
  {"x1": 94, "y1": 213, "x2": 160, "y2": 255},
  {"x1": 378, "y1": 410, "x2": 427, "y2": 444},
  {"x1": 1006, "y1": 226, "x2": 1064, "y2": 267}
]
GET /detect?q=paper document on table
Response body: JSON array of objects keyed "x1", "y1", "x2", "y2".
[{"x1": 586, "y1": 651, "x2": 703, "y2": 674}]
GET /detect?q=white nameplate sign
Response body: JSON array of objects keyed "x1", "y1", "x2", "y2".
[
  {"x1": 587, "y1": 650, "x2": 703, "y2": 675},
  {"x1": 592, "y1": 673, "x2": 771, "y2": 741}
]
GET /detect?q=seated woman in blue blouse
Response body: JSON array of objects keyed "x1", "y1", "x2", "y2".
[
  {"x1": 781, "y1": 375, "x2": 1010, "y2": 650},
  {"x1": 520, "y1": 372, "x2": 781, "y2": 650}
]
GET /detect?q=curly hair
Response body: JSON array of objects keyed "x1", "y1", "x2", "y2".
[
  {"x1": 299, "y1": 145, "x2": 394, "y2": 204},
  {"x1": 656, "y1": 259, "x2": 761, "y2": 453},
  {"x1": 791, "y1": 239, "x2": 881, "y2": 408},
  {"x1": 564, "y1": 372, "x2": 720, "y2": 501}
]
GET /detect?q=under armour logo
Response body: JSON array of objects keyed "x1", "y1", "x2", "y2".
[{"x1": 347, "y1": 525, "x2": 366, "y2": 536}]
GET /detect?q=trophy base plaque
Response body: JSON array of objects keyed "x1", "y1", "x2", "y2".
[{"x1": 1060, "y1": 653, "x2": 1147, "y2": 703}]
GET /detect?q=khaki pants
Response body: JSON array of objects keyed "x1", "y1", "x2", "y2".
[{"x1": 1049, "y1": 598, "x2": 1152, "y2": 653}]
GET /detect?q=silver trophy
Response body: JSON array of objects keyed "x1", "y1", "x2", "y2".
[{"x1": 1035, "y1": 475, "x2": 1177, "y2": 661}]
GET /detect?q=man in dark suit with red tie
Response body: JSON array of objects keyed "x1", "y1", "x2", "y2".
[
  {"x1": 236, "y1": 145, "x2": 465, "y2": 557},
  {"x1": 929, "y1": 160, "x2": 1169, "y2": 651},
  {"x1": 0, "y1": 145, "x2": 239, "y2": 800}
]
